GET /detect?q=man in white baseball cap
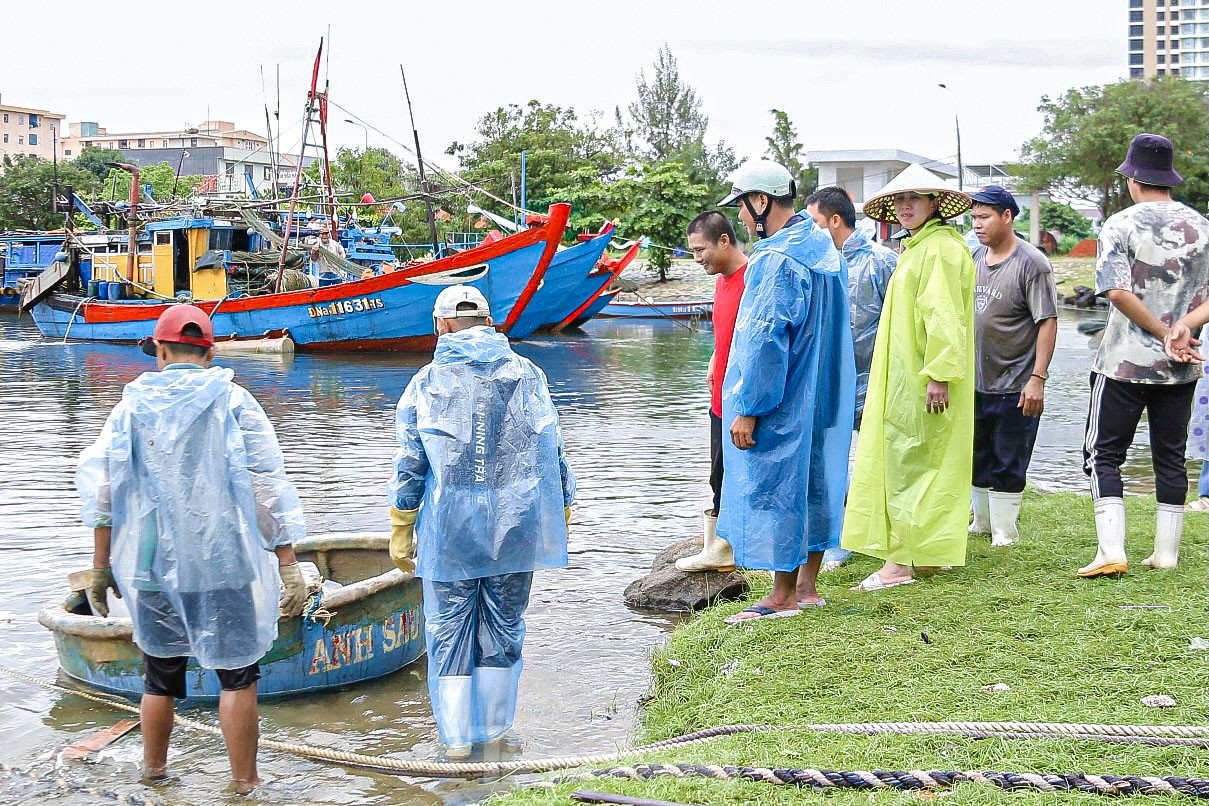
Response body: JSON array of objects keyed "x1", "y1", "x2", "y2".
[{"x1": 389, "y1": 284, "x2": 576, "y2": 757}]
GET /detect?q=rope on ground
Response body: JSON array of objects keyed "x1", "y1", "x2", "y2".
[
  {"x1": 4, "y1": 665, "x2": 1209, "y2": 779},
  {"x1": 562, "y1": 763, "x2": 1209, "y2": 799}
]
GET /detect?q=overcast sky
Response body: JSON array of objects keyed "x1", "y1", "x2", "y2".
[{"x1": 3, "y1": 0, "x2": 1125, "y2": 179}]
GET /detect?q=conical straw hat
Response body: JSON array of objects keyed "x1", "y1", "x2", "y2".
[{"x1": 863, "y1": 163, "x2": 972, "y2": 224}]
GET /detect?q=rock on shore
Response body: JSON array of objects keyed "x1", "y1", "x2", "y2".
[{"x1": 623, "y1": 536, "x2": 749, "y2": 612}]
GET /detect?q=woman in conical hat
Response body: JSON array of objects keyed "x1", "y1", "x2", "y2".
[{"x1": 841, "y1": 164, "x2": 976, "y2": 591}]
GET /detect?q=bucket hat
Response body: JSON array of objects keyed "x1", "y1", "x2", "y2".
[
  {"x1": 1116, "y1": 133, "x2": 1183, "y2": 187},
  {"x1": 863, "y1": 163, "x2": 972, "y2": 224}
]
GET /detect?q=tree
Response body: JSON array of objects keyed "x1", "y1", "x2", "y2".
[
  {"x1": 764, "y1": 109, "x2": 818, "y2": 194},
  {"x1": 552, "y1": 160, "x2": 712, "y2": 280},
  {"x1": 71, "y1": 147, "x2": 126, "y2": 181},
  {"x1": 447, "y1": 101, "x2": 622, "y2": 214},
  {"x1": 627, "y1": 45, "x2": 709, "y2": 163},
  {"x1": 100, "y1": 162, "x2": 205, "y2": 202},
  {"x1": 1016, "y1": 77, "x2": 1209, "y2": 218},
  {"x1": 1039, "y1": 200, "x2": 1092, "y2": 239},
  {"x1": 0, "y1": 155, "x2": 99, "y2": 230}
]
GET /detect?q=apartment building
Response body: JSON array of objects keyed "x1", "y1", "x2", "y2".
[
  {"x1": 1128, "y1": 0, "x2": 1209, "y2": 79},
  {"x1": 59, "y1": 119, "x2": 268, "y2": 160},
  {"x1": 0, "y1": 95, "x2": 67, "y2": 161}
]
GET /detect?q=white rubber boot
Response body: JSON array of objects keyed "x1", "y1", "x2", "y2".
[
  {"x1": 474, "y1": 666, "x2": 517, "y2": 740},
  {"x1": 435, "y1": 675, "x2": 474, "y2": 758},
  {"x1": 969, "y1": 486, "x2": 990, "y2": 535},
  {"x1": 1143, "y1": 503, "x2": 1183, "y2": 569},
  {"x1": 989, "y1": 491, "x2": 1022, "y2": 547},
  {"x1": 675, "y1": 510, "x2": 736, "y2": 572},
  {"x1": 1078, "y1": 497, "x2": 1128, "y2": 578}
]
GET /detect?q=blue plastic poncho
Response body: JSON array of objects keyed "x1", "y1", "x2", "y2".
[
  {"x1": 388, "y1": 326, "x2": 574, "y2": 747},
  {"x1": 716, "y1": 218, "x2": 856, "y2": 572},
  {"x1": 388, "y1": 326, "x2": 576, "y2": 582},
  {"x1": 842, "y1": 229, "x2": 897, "y2": 417},
  {"x1": 75, "y1": 365, "x2": 306, "y2": 669}
]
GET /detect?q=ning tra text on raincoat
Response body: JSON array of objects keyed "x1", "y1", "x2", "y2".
[
  {"x1": 717, "y1": 216, "x2": 856, "y2": 572},
  {"x1": 76, "y1": 364, "x2": 306, "y2": 669},
  {"x1": 842, "y1": 219, "x2": 975, "y2": 567}
]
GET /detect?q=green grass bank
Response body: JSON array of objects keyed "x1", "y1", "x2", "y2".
[{"x1": 495, "y1": 491, "x2": 1208, "y2": 804}]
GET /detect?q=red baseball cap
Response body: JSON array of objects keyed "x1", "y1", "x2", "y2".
[{"x1": 140, "y1": 305, "x2": 215, "y2": 355}]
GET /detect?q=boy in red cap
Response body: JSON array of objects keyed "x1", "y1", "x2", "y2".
[{"x1": 76, "y1": 304, "x2": 308, "y2": 792}]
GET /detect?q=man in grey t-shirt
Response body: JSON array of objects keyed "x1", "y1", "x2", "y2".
[{"x1": 969, "y1": 186, "x2": 1058, "y2": 548}]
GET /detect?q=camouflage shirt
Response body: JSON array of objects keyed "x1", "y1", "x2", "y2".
[{"x1": 1094, "y1": 201, "x2": 1209, "y2": 384}]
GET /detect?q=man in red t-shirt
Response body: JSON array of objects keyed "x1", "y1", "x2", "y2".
[{"x1": 677, "y1": 211, "x2": 748, "y2": 572}]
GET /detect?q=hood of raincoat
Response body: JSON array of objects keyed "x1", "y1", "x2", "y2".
[
  {"x1": 753, "y1": 215, "x2": 844, "y2": 276},
  {"x1": 123, "y1": 365, "x2": 235, "y2": 431},
  {"x1": 433, "y1": 326, "x2": 512, "y2": 366}
]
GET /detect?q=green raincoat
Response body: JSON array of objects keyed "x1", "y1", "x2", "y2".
[{"x1": 841, "y1": 219, "x2": 975, "y2": 567}]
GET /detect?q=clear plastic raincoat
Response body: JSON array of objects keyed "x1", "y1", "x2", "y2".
[
  {"x1": 716, "y1": 217, "x2": 856, "y2": 572},
  {"x1": 842, "y1": 229, "x2": 897, "y2": 418},
  {"x1": 388, "y1": 326, "x2": 575, "y2": 746},
  {"x1": 76, "y1": 365, "x2": 305, "y2": 669},
  {"x1": 842, "y1": 219, "x2": 975, "y2": 567}
]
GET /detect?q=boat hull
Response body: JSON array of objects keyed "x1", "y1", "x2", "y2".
[
  {"x1": 38, "y1": 534, "x2": 424, "y2": 701},
  {"x1": 25, "y1": 206, "x2": 570, "y2": 352},
  {"x1": 507, "y1": 225, "x2": 614, "y2": 339},
  {"x1": 600, "y1": 299, "x2": 713, "y2": 319}
]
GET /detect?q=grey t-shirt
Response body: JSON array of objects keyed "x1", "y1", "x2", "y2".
[{"x1": 973, "y1": 239, "x2": 1058, "y2": 394}]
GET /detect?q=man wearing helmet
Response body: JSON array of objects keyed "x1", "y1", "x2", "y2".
[{"x1": 715, "y1": 161, "x2": 856, "y2": 623}]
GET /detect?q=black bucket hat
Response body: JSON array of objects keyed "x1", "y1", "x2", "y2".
[{"x1": 1116, "y1": 133, "x2": 1184, "y2": 187}]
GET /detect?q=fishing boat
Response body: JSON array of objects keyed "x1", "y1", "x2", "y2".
[
  {"x1": 0, "y1": 233, "x2": 65, "y2": 308},
  {"x1": 37, "y1": 533, "x2": 423, "y2": 701},
  {"x1": 21, "y1": 203, "x2": 571, "y2": 351},
  {"x1": 549, "y1": 241, "x2": 641, "y2": 333},
  {"x1": 600, "y1": 297, "x2": 713, "y2": 320},
  {"x1": 506, "y1": 223, "x2": 615, "y2": 339}
]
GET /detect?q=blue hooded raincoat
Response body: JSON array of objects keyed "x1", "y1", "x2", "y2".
[
  {"x1": 716, "y1": 218, "x2": 856, "y2": 572},
  {"x1": 75, "y1": 365, "x2": 305, "y2": 670},
  {"x1": 842, "y1": 229, "x2": 897, "y2": 418},
  {"x1": 389, "y1": 326, "x2": 575, "y2": 747}
]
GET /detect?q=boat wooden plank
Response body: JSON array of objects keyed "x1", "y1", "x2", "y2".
[{"x1": 19, "y1": 261, "x2": 72, "y2": 311}]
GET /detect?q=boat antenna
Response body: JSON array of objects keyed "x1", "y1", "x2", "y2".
[
  {"x1": 400, "y1": 64, "x2": 440, "y2": 256},
  {"x1": 276, "y1": 37, "x2": 324, "y2": 292},
  {"x1": 260, "y1": 65, "x2": 277, "y2": 202}
]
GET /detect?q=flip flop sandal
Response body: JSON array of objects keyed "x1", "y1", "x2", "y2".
[
  {"x1": 1185, "y1": 497, "x2": 1209, "y2": 513},
  {"x1": 724, "y1": 605, "x2": 801, "y2": 625},
  {"x1": 850, "y1": 572, "x2": 917, "y2": 592},
  {"x1": 797, "y1": 598, "x2": 827, "y2": 609}
]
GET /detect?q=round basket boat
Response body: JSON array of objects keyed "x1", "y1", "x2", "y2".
[{"x1": 37, "y1": 533, "x2": 424, "y2": 702}]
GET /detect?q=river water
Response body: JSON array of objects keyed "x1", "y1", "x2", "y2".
[{"x1": 0, "y1": 308, "x2": 1166, "y2": 804}]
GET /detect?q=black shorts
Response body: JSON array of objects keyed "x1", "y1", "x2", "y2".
[{"x1": 143, "y1": 654, "x2": 260, "y2": 699}]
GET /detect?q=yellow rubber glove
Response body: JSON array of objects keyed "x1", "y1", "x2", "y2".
[
  {"x1": 278, "y1": 563, "x2": 307, "y2": 618},
  {"x1": 389, "y1": 507, "x2": 419, "y2": 574},
  {"x1": 564, "y1": 506, "x2": 573, "y2": 530},
  {"x1": 87, "y1": 567, "x2": 121, "y2": 618}
]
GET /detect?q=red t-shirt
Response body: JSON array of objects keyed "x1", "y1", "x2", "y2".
[{"x1": 711, "y1": 264, "x2": 747, "y2": 417}]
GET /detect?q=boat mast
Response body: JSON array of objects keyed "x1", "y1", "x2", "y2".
[
  {"x1": 399, "y1": 65, "x2": 440, "y2": 257},
  {"x1": 275, "y1": 38, "x2": 324, "y2": 292}
]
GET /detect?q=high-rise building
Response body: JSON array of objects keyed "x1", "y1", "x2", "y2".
[{"x1": 1129, "y1": 0, "x2": 1209, "y2": 80}]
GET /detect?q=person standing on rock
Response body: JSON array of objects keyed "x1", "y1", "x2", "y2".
[
  {"x1": 804, "y1": 186, "x2": 898, "y2": 572},
  {"x1": 713, "y1": 160, "x2": 856, "y2": 623},
  {"x1": 676, "y1": 211, "x2": 747, "y2": 573},
  {"x1": 387, "y1": 285, "x2": 576, "y2": 757},
  {"x1": 966, "y1": 185, "x2": 1058, "y2": 548},
  {"x1": 841, "y1": 164, "x2": 976, "y2": 592},
  {"x1": 1078, "y1": 133, "x2": 1209, "y2": 578}
]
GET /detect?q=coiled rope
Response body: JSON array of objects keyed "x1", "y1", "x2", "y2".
[
  {"x1": 562, "y1": 763, "x2": 1209, "y2": 799},
  {"x1": 3, "y1": 665, "x2": 1208, "y2": 778}
]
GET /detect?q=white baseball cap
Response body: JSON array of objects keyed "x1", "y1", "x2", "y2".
[{"x1": 433, "y1": 285, "x2": 491, "y2": 319}]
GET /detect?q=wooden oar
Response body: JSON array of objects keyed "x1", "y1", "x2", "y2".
[{"x1": 59, "y1": 719, "x2": 140, "y2": 760}]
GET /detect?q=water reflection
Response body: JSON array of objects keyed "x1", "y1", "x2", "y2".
[{"x1": 0, "y1": 309, "x2": 1171, "y2": 803}]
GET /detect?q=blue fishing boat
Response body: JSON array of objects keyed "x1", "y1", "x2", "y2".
[
  {"x1": 38, "y1": 534, "x2": 424, "y2": 701},
  {"x1": 22, "y1": 204, "x2": 570, "y2": 351},
  {"x1": 1, "y1": 233, "x2": 66, "y2": 308},
  {"x1": 506, "y1": 224, "x2": 615, "y2": 339},
  {"x1": 600, "y1": 297, "x2": 713, "y2": 320},
  {"x1": 548, "y1": 241, "x2": 641, "y2": 333}
]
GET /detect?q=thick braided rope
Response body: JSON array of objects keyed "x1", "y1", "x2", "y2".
[
  {"x1": 568, "y1": 764, "x2": 1209, "y2": 798},
  {"x1": 0, "y1": 761, "x2": 163, "y2": 805},
  {"x1": 4, "y1": 665, "x2": 1209, "y2": 778}
]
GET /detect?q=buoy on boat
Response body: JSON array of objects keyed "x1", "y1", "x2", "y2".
[{"x1": 213, "y1": 336, "x2": 296, "y2": 355}]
